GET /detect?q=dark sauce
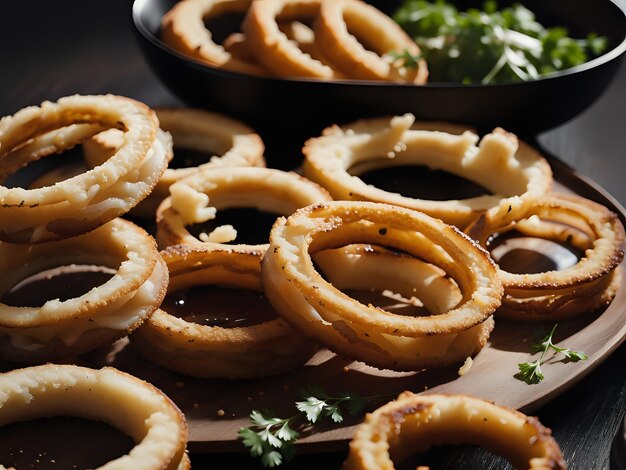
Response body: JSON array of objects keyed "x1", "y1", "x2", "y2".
[
  {"x1": 186, "y1": 207, "x2": 281, "y2": 245},
  {"x1": 161, "y1": 285, "x2": 277, "y2": 328},
  {"x1": 0, "y1": 417, "x2": 135, "y2": 470},
  {"x1": 352, "y1": 164, "x2": 489, "y2": 201},
  {"x1": 488, "y1": 230, "x2": 583, "y2": 275},
  {"x1": 1, "y1": 265, "x2": 116, "y2": 308}
]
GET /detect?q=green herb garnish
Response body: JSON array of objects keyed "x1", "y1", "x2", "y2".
[
  {"x1": 393, "y1": 0, "x2": 608, "y2": 84},
  {"x1": 239, "y1": 385, "x2": 390, "y2": 467},
  {"x1": 387, "y1": 49, "x2": 423, "y2": 69},
  {"x1": 516, "y1": 323, "x2": 588, "y2": 385}
]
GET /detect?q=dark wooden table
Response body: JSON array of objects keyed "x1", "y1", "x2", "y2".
[{"x1": 1, "y1": 1, "x2": 625, "y2": 468}]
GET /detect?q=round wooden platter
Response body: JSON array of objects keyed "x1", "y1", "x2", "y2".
[{"x1": 74, "y1": 154, "x2": 626, "y2": 453}]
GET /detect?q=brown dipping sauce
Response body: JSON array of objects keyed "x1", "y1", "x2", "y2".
[
  {"x1": 186, "y1": 207, "x2": 281, "y2": 246},
  {"x1": 161, "y1": 285, "x2": 277, "y2": 328},
  {"x1": 353, "y1": 165, "x2": 489, "y2": 201},
  {"x1": 0, "y1": 417, "x2": 135, "y2": 470},
  {"x1": 1, "y1": 265, "x2": 116, "y2": 308}
]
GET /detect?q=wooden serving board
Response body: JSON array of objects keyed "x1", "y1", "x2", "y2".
[{"x1": 75, "y1": 155, "x2": 626, "y2": 453}]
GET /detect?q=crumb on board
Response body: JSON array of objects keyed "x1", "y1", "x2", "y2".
[{"x1": 458, "y1": 357, "x2": 473, "y2": 376}]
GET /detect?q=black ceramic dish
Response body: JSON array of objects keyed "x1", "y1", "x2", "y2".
[{"x1": 133, "y1": 0, "x2": 626, "y2": 167}]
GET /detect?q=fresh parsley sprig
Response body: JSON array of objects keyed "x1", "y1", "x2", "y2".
[
  {"x1": 239, "y1": 386, "x2": 390, "y2": 467},
  {"x1": 516, "y1": 323, "x2": 588, "y2": 385}
]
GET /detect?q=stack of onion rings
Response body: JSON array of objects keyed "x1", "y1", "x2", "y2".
[
  {"x1": 314, "y1": 0, "x2": 428, "y2": 83},
  {"x1": 131, "y1": 244, "x2": 317, "y2": 379},
  {"x1": 344, "y1": 392, "x2": 565, "y2": 470},
  {"x1": 466, "y1": 193, "x2": 625, "y2": 320},
  {"x1": 161, "y1": 0, "x2": 428, "y2": 82},
  {"x1": 0, "y1": 95, "x2": 169, "y2": 243},
  {"x1": 262, "y1": 201, "x2": 502, "y2": 371},
  {"x1": 242, "y1": 0, "x2": 344, "y2": 79},
  {"x1": 303, "y1": 114, "x2": 552, "y2": 228},
  {"x1": 82, "y1": 108, "x2": 265, "y2": 217},
  {"x1": 0, "y1": 218, "x2": 168, "y2": 363},
  {"x1": 161, "y1": 0, "x2": 267, "y2": 75},
  {"x1": 157, "y1": 167, "x2": 331, "y2": 249},
  {"x1": 0, "y1": 364, "x2": 189, "y2": 470}
]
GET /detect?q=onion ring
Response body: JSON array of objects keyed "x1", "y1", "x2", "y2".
[
  {"x1": 303, "y1": 114, "x2": 553, "y2": 228},
  {"x1": 0, "y1": 218, "x2": 168, "y2": 363},
  {"x1": 224, "y1": 21, "x2": 332, "y2": 68},
  {"x1": 156, "y1": 167, "x2": 332, "y2": 250},
  {"x1": 161, "y1": 0, "x2": 267, "y2": 75},
  {"x1": 83, "y1": 108, "x2": 265, "y2": 217},
  {"x1": 242, "y1": 0, "x2": 343, "y2": 79},
  {"x1": 0, "y1": 364, "x2": 189, "y2": 470},
  {"x1": 314, "y1": 0, "x2": 428, "y2": 83},
  {"x1": 344, "y1": 392, "x2": 565, "y2": 470},
  {"x1": 261, "y1": 201, "x2": 502, "y2": 371},
  {"x1": 131, "y1": 244, "x2": 317, "y2": 379},
  {"x1": 466, "y1": 193, "x2": 625, "y2": 320},
  {"x1": 0, "y1": 95, "x2": 169, "y2": 243}
]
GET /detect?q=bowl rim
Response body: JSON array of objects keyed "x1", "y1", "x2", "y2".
[{"x1": 132, "y1": 0, "x2": 626, "y2": 89}]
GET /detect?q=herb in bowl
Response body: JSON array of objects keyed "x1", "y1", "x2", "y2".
[{"x1": 393, "y1": 0, "x2": 608, "y2": 84}]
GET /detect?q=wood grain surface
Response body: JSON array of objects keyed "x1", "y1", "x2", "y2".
[{"x1": 0, "y1": 1, "x2": 625, "y2": 468}]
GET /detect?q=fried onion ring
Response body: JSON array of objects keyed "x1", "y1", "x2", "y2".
[
  {"x1": 0, "y1": 218, "x2": 168, "y2": 363},
  {"x1": 0, "y1": 364, "x2": 189, "y2": 470},
  {"x1": 303, "y1": 115, "x2": 552, "y2": 228},
  {"x1": 156, "y1": 167, "x2": 331, "y2": 250},
  {"x1": 131, "y1": 244, "x2": 317, "y2": 379},
  {"x1": 0, "y1": 95, "x2": 168, "y2": 243},
  {"x1": 161, "y1": 0, "x2": 267, "y2": 75},
  {"x1": 314, "y1": 0, "x2": 428, "y2": 83},
  {"x1": 466, "y1": 193, "x2": 625, "y2": 320},
  {"x1": 344, "y1": 392, "x2": 565, "y2": 470},
  {"x1": 261, "y1": 201, "x2": 502, "y2": 371},
  {"x1": 242, "y1": 0, "x2": 343, "y2": 79},
  {"x1": 224, "y1": 21, "x2": 332, "y2": 68},
  {"x1": 83, "y1": 108, "x2": 265, "y2": 217}
]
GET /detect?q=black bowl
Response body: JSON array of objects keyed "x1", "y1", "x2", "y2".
[{"x1": 133, "y1": 0, "x2": 626, "y2": 166}]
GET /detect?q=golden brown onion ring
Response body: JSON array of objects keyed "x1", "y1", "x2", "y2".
[
  {"x1": 303, "y1": 115, "x2": 553, "y2": 229},
  {"x1": 131, "y1": 244, "x2": 317, "y2": 379},
  {"x1": 262, "y1": 201, "x2": 502, "y2": 371},
  {"x1": 0, "y1": 218, "x2": 168, "y2": 363},
  {"x1": 0, "y1": 95, "x2": 168, "y2": 243},
  {"x1": 0, "y1": 364, "x2": 189, "y2": 470},
  {"x1": 156, "y1": 167, "x2": 331, "y2": 250},
  {"x1": 314, "y1": 0, "x2": 428, "y2": 83},
  {"x1": 344, "y1": 392, "x2": 565, "y2": 470},
  {"x1": 242, "y1": 0, "x2": 343, "y2": 79},
  {"x1": 466, "y1": 193, "x2": 625, "y2": 320},
  {"x1": 22, "y1": 126, "x2": 172, "y2": 199},
  {"x1": 83, "y1": 108, "x2": 265, "y2": 217},
  {"x1": 224, "y1": 21, "x2": 332, "y2": 68},
  {"x1": 161, "y1": 0, "x2": 267, "y2": 75}
]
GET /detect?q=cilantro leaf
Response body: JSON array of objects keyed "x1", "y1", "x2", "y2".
[{"x1": 296, "y1": 396, "x2": 326, "y2": 423}]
